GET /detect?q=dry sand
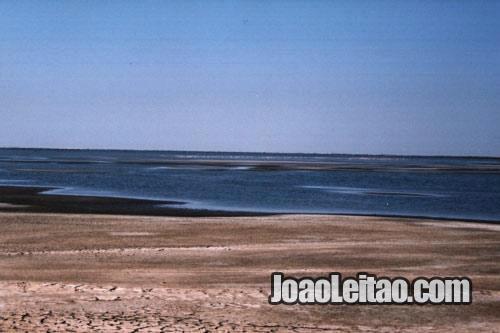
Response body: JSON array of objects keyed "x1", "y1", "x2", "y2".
[{"x1": 0, "y1": 212, "x2": 498, "y2": 332}]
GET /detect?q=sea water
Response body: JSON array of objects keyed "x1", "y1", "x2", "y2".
[{"x1": 0, "y1": 148, "x2": 499, "y2": 221}]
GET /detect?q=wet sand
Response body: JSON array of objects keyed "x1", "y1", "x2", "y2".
[
  {"x1": 0, "y1": 213, "x2": 499, "y2": 332},
  {"x1": 0, "y1": 186, "x2": 271, "y2": 217}
]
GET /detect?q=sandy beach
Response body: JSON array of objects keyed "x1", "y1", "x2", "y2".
[{"x1": 0, "y1": 212, "x2": 498, "y2": 332}]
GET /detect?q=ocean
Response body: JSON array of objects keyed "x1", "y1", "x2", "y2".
[{"x1": 1, "y1": 148, "x2": 499, "y2": 221}]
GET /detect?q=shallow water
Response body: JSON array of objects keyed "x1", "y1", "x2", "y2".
[{"x1": 0, "y1": 148, "x2": 499, "y2": 221}]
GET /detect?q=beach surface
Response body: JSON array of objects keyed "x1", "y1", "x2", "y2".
[{"x1": 0, "y1": 212, "x2": 498, "y2": 332}]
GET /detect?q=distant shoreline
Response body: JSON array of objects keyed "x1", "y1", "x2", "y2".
[{"x1": 1, "y1": 146, "x2": 499, "y2": 160}]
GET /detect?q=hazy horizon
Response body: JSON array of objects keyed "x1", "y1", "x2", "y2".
[
  {"x1": 1, "y1": 1, "x2": 499, "y2": 156},
  {"x1": 2, "y1": 145, "x2": 500, "y2": 158}
]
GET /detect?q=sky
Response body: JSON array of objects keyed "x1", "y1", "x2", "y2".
[{"x1": 1, "y1": 1, "x2": 499, "y2": 156}]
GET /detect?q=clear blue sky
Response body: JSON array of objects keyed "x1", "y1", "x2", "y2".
[{"x1": 1, "y1": 1, "x2": 499, "y2": 156}]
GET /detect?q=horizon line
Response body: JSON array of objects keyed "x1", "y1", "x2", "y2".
[{"x1": 1, "y1": 146, "x2": 499, "y2": 160}]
